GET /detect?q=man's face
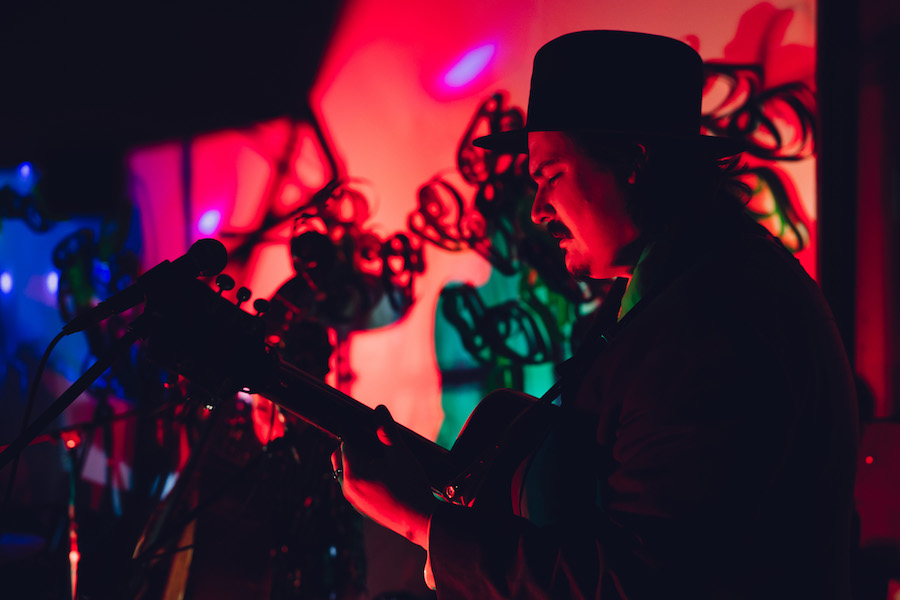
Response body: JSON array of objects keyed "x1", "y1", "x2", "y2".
[{"x1": 528, "y1": 131, "x2": 639, "y2": 280}]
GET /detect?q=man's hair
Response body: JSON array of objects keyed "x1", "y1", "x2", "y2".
[{"x1": 566, "y1": 132, "x2": 750, "y2": 240}]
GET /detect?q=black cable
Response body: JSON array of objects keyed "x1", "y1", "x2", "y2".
[{"x1": 0, "y1": 329, "x2": 66, "y2": 540}]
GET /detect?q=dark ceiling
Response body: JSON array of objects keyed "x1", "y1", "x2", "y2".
[{"x1": 0, "y1": 2, "x2": 344, "y2": 164}]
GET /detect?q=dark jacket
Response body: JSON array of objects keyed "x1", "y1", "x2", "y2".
[{"x1": 429, "y1": 216, "x2": 859, "y2": 599}]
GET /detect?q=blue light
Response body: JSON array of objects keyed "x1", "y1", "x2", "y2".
[
  {"x1": 92, "y1": 260, "x2": 112, "y2": 285},
  {"x1": 444, "y1": 44, "x2": 496, "y2": 88},
  {"x1": 46, "y1": 271, "x2": 59, "y2": 295},
  {"x1": 18, "y1": 162, "x2": 32, "y2": 179},
  {"x1": 198, "y1": 210, "x2": 221, "y2": 235},
  {"x1": 0, "y1": 272, "x2": 12, "y2": 294}
]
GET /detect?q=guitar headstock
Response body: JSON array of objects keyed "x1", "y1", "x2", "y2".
[{"x1": 140, "y1": 275, "x2": 278, "y2": 400}]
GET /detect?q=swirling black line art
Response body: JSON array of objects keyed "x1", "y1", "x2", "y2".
[
  {"x1": 456, "y1": 92, "x2": 526, "y2": 188},
  {"x1": 456, "y1": 93, "x2": 534, "y2": 276},
  {"x1": 701, "y1": 64, "x2": 817, "y2": 161},
  {"x1": 699, "y1": 63, "x2": 816, "y2": 255},
  {"x1": 440, "y1": 283, "x2": 558, "y2": 367},
  {"x1": 283, "y1": 179, "x2": 424, "y2": 331},
  {"x1": 409, "y1": 177, "x2": 467, "y2": 252},
  {"x1": 739, "y1": 165, "x2": 810, "y2": 253},
  {"x1": 380, "y1": 232, "x2": 424, "y2": 314},
  {"x1": 409, "y1": 174, "x2": 521, "y2": 276}
]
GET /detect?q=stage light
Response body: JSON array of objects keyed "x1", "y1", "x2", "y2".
[
  {"x1": 198, "y1": 209, "x2": 222, "y2": 235},
  {"x1": 443, "y1": 44, "x2": 496, "y2": 88},
  {"x1": 46, "y1": 271, "x2": 59, "y2": 295},
  {"x1": 18, "y1": 162, "x2": 32, "y2": 179},
  {"x1": 0, "y1": 271, "x2": 12, "y2": 293}
]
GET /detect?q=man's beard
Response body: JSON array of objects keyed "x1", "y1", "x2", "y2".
[{"x1": 565, "y1": 253, "x2": 592, "y2": 281}]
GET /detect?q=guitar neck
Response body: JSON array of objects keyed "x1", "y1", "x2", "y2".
[
  {"x1": 140, "y1": 275, "x2": 459, "y2": 494},
  {"x1": 256, "y1": 358, "x2": 458, "y2": 491}
]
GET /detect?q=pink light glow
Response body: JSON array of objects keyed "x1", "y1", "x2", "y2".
[{"x1": 443, "y1": 44, "x2": 496, "y2": 88}]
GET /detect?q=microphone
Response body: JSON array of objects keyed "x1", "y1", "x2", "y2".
[{"x1": 61, "y1": 238, "x2": 228, "y2": 336}]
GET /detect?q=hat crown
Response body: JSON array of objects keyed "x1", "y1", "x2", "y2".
[
  {"x1": 525, "y1": 30, "x2": 704, "y2": 138},
  {"x1": 472, "y1": 30, "x2": 744, "y2": 156}
]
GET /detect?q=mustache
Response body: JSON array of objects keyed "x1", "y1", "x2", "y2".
[{"x1": 546, "y1": 221, "x2": 571, "y2": 239}]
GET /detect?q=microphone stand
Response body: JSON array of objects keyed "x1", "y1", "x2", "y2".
[{"x1": 0, "y1": 317, "x2": 148, "y2": 471}]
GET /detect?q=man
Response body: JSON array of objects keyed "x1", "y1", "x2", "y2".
[{"x1": 332, "y1": 31, "x2": 858, "y2": 599}]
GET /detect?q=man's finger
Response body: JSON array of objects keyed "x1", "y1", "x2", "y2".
[
  {"x1": 374, "y1": 405, "x2": 396, "y2": 447},
  {"x1": 376, "y1": 425, "x2": 393, "y2": 447}
]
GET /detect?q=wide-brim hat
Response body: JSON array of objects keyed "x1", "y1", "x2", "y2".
[{"x1": 474, "y1": 30, "x2": 745, "y2": 157}]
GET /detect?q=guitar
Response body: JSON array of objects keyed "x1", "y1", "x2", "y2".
[{"x1": 138, "y1": 275, "x2": 558, "y2": 507}]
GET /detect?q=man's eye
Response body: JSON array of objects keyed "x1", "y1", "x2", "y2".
[{"x1": 548, "y1": 173, "x2": 562, "y2": 184}]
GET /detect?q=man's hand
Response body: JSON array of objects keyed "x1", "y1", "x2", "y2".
[{"x1": 331, "y1": 405, "x2": 437, "y2": 550}]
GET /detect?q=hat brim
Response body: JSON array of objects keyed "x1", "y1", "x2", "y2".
[{"x1": 473, "y1": 127, "x2": 747, "y2": 158}]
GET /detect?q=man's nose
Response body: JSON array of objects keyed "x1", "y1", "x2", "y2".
[{"x1": 531, "y1": 189, "x2": 554, "y2": 224}]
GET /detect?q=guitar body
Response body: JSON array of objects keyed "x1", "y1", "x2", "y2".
[{"x1": 446, "y1": 389, "x2": 559, "y2": 511}]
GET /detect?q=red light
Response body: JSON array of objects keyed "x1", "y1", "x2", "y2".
[
  {"x1": 865, "y1": 455, "x2": 874, "y2": 465},
  {"x1": 61, "y1": 431, "x2": 81, "y2": 450}
]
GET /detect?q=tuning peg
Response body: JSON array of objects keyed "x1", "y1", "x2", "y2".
[
  {"x1": 216, "y1": 274, "x2": 236, "y2": 295},
  {"x1": 253, "y1": 298, "x2": 270, "y2": 316},
  {"x1": 236, "y1": 287, "x2": 252, "y2": 307}
]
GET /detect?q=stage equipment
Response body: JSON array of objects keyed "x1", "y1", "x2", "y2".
[
  {"x1": 0, "y1": 239, "x2": 227, "y2": 471},
  {"x1": 62, "y1": 238, "x2": 227, "y2": 336},
  {"x1": 0, "y1": 177, "x2": 54, "y2": 232},
  {"x1": 130, "y1": 394, "x2": 366, "y2": 599}
]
